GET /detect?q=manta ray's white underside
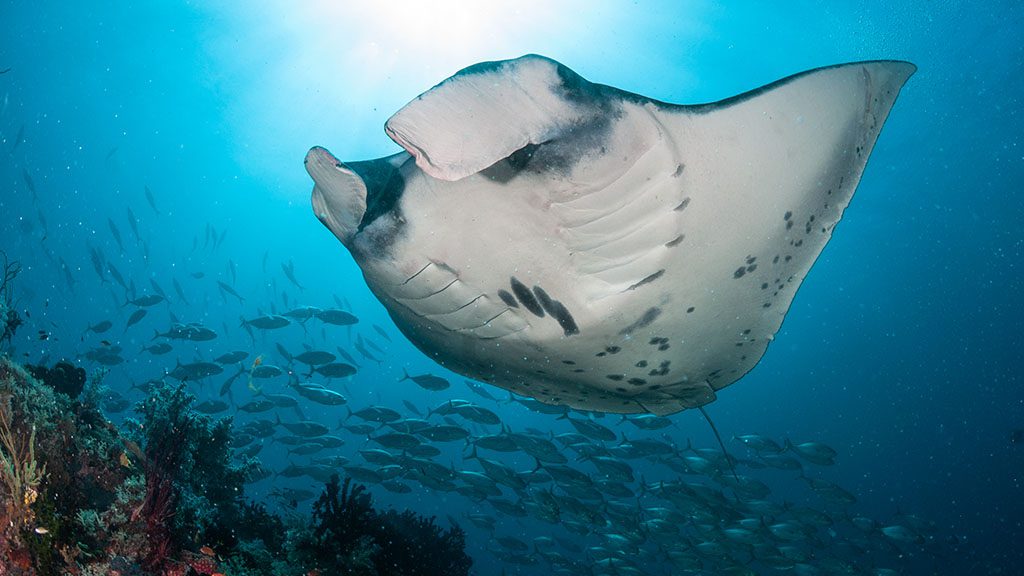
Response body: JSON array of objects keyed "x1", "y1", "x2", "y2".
[{"x1": 305, "y1": 54, "x2": 915, "y2": 415}]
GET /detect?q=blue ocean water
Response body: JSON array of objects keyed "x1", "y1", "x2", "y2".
[{"x1": 1, "y1": 1, "x2": 1021, "y2": 574}]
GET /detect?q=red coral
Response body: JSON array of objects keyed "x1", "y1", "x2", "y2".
[
  {"x1": 183, "y1": 551, "x2": 220, "y2": 575},
  {"x1": 138, "y1": 473, "x2": 176, "y2": 574}
]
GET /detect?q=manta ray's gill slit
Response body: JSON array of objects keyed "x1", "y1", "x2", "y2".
[
  {"x1": 402, "y1": 277, "x2": 458, "y2": 301},
  {"x1": 400, "y1": 262, "x2": 432, "y2": 285},
  {"x1": 428, "y1": 294, "x2": 485, "y2": 316}
]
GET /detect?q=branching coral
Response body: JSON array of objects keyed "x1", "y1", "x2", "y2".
[
  {"x1": 133, "y1": 383, "x2": 193, "y2": 573},
  {"x1": 0, "y1": 252, "x2": 22, "y2": 348},
  {"x1": 130, "y1": 380, "x2": 249, "y2": 573},
  {"x1": 294, "y1": 474, "x2": 472, "y2": 576},
  {"x1": 0, "y1": 393, "x2": 46, "y2": 542}
]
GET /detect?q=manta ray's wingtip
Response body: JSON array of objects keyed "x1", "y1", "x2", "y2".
[{"x1": 867, "y1": 59, "x2": 917, "y2": 82}]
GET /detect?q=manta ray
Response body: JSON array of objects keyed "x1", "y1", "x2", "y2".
[{"x1": 305, "y1": 54, "x2": 914, "y2": 415}]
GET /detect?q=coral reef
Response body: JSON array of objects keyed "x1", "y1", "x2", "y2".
[
  {"x1": 127, "y1": 381, "x2": 249, "y2": 573},
  {"x1": 0, "y1": 252, "x2": 22, "y2": 349},
  {"x1": 290, "y1": 474, "x2": 473, "y2": 576},
  {"x1": 25, "y1": 362, "x2": 87, "y2": 399},
  {"x1": 0, "y1": 356, "x2": 474, "y2": 576},
  {"x1": 0, "y1": 394, "x2": 45, "y2": 537}
]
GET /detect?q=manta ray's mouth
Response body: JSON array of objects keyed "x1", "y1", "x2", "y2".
[
  {"x1": 305, "y1": 146, "x2": 410, "y2": 248},
  {"x1": 347, "y1": 156, "x2": 407, "y2": 233}
]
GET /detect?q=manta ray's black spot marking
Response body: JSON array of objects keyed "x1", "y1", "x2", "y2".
[
  {"x1": 615, "y1": 387, "x2": 628, "y2": 393},
  {"x1": 773, "y1": 255, "x2": 780, "y2": 264},
  {"x1": 573, "y1": 369, "x2": 585, "y2": 373},
  {"x1": 674, "y1": 198, "x2": 691, "y2": 211},
  {"x1": 497, "y1": 289, "x2": 518, "y2": 308},
  {"x1": 596, "y1": 351, "x2": 606, "y2": 357},
  {"x1": 761, "y1": 282, "x2": 769, "y2": 290},
  {"x1": 606, "y1": 374, "x2": 624, "y2": 381},
  {"x1": 784, "y1": 211, "x2": 793, "y2": 221},
  {"x1": 665, "y1": 235, "x2": 685, "y2": 248},
  {"x1": 605, "y1": 346, "x2": 621, "y2": 354},
  {"x1": 733, "y1": 267, "x2": 747, "y2": 279},
  {"x1": 562, "y1": 360, "x2": 575, "y2": 365},
  {"x1": 687, "y1": 307, "x2": 695, "y2": 313},
  {"x1": 786, "y1": 220, "x2": 794, "y2": 230},
  {"x1": 619, "y1": 307, "x2": 662, "y2": 335},
  {"x1": 672, "y1": 164, "x2": 684, "y2": 177},
  {"x1": 746, "y1": 255, "x2": 757, "y2": 264},
  {"x1": 649, "y1": 337, "x2": 668, "y2": 346},
  {"x1": 530, "y1": 285, "x2": 579, "y2": 336},
  {"x1": 746, "y1": 264, "x2": 758, "y2": 273},
  {"x1": 627, "y1": 269, "x2": 665, "y2": 291},
  {"x1": 550, "y1": 301, "x2": 580, "y2": 336},
  {"x1": 533, "y1": 286, "x2": 556, "y2": 315},
  {"x1": 510, "y1": 277, "x2": 544, "y2": 317},
  {"x1": 628, "y1": 378, "x2": 647, "y2": 386},
  {"x1": 635, "y1": 360, "x2": 648, "y2": 368}
]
